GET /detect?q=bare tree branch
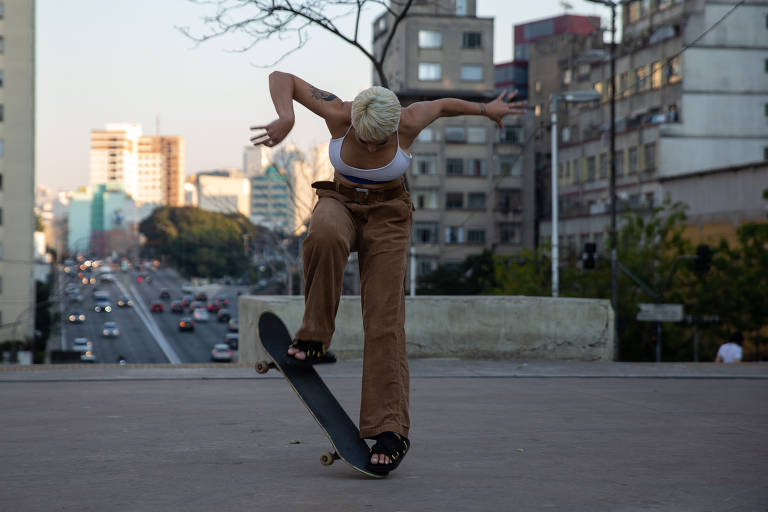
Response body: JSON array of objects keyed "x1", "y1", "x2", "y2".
[{"x1": 181, "y1": 0, "x2": 418, "y2": 88}]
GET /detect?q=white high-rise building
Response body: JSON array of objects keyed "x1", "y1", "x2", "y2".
[
  {"x1": 90, "y1": 123, "x2": 142, "y2": 199},
  {"x1": 0, "y1": 0, "x2": 36, "y2": 344}
]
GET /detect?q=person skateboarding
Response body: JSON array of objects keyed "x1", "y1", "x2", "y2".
[{"x1": 250, "y1": 71, "x2": 525, "y2": 475}]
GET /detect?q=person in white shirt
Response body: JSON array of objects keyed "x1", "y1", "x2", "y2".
[{"x1": 715, "y1": 331, "x2": 743, "y2": 363}]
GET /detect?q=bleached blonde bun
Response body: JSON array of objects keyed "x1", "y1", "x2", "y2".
[{"x1": 351, "y1": 86, "x2": 402, "y2": 142}]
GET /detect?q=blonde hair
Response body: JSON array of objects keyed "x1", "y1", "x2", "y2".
[{"x1": 351, "y1": 86, "x2": 402, "y2": 142}]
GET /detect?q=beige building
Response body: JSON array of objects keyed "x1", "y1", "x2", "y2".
[
  {"x1": 539, "y1": 0, "x2": 768, "y2": 255},
  {"x1": 197, "y1": 169, "x2": 251, "y2": 218},
  {"x1": 91, "y1": 124, "x2": 185, "y2": 206},
  {"x1": 0, "y1": 0, "x2": 36, "y2": 343},
  {"x1": 373, "y1": 0, "x2": 534, "y2": 277}
]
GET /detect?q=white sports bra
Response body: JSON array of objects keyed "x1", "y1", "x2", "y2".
[{"x1": 328, "y1": 125, "x2": 413, "y2": 183}]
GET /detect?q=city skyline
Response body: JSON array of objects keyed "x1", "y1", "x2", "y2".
[{"x1": 36, "y1": 0, "x2": 611, "y2": 192}]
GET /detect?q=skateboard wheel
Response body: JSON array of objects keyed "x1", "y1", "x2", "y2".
[
  {"x1": 255, "y1": 360, "x2": 271, "y2": 374},
  {"x1": 321, "y1": 452, "x2": 336, "y2": 466}
]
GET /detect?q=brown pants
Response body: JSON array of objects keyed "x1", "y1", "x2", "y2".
[{"x1": 295, "y1": 176, "x2": 412, "y2": 440}]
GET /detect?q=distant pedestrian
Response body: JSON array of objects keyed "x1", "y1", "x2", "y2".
[{"x1": 715, "y1": 331, "x2": 743, "y2": 363}]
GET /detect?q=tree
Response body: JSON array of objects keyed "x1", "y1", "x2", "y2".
[
  {"x1": 182, "y1": 0, "x2": 421, "y2": 88},
  {"x1": 417, "y1": 249, "x2": 498, "y2": 295},
  {"x1": 139, "y1": 206, "x2": 266, "y2": 279}
]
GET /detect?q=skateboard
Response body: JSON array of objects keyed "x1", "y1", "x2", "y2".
[{"x1": 256, "y1": 311, "x2": 385, "y2": 478}]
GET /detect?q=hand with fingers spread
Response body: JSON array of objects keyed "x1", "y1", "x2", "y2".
[
  {"x1": 484, "y1": 89, "x2": 527, "y2": 129},
  {"x1": 249, "y1": 116, "x2": 294, "y2": 147}
]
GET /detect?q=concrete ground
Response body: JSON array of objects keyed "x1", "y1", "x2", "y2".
[{"x1": 1, "y1": 360, "x2": 767, "y2": 512}]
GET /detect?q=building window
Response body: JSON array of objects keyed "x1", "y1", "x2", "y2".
[
  {"x1": 587, "y1": 156, "x2": 596, "y2": 181},
  {"x1": 446, "y1": 158, "x2": 464, "y2": 176},
  {"x1": 0, "y1": 139, "x2": 4, "y2": 157},
  {"x1": 418, "y1": 30, "x2": 441, "y2": 49},
  {"x1": 636, "y1": 65, "x2": 651, "y2": 92},
  {"x1": 498, "y1": 223, "x2": 520, "y2": 244},
  {"x1": 0, "y1": 71, "x2": 3, "y2": 88},
  {"x1": 563, "y1": 69, "x2": 572, "y2": 85},
  {"x1": 615, "y1": 150, "x2": 624, "y2": 176},
  {"x1": 0, "y1": 36, "x2": 4, "y2": 54},
  {"x1": 645, "y1": 192, "x2": 655, "y2": 208},
  {"x1": 651, "y1": 61, "x2": 663, "y2": 89},
  {"x1": 666, "y1": 56, "x2": 682, "y2": 84},
  {"x1": 644, "y1": 143, "x2": 656, "y2": 170},
  {"x1": 462, "y1": 32, "x2": 482, "y2": 49},
  {"x1": 446, "y1": 192, "x2": 464, "y2": 209},
  {"x1": 0, "y1": 105, "x2": 3, "y2": 122},
  {"x1": 496, "y1": 189, "x2": 521, "y2": 212},
  {"x1": 467, "y1": 159, "x2": 486, "y2": 177},
  {"x1": 467, "y1": 126, "x2": 486, "y2": 143},
  {"x1": 456, "y1": 0, "x2": 467, "y2": 16},
  {"x1": 467, "y1": 229, "x2": 486, "y2": 245},
  {"x1": 499, "y1": 125, "x2": 521, "y2": 144},
  {"x1": 413, "y1": 222, "x2": 439, "y2": 243},
  {"x1": 416, "y1": 127, "x2": 435, "y2": 142},
  {"x1": 468, "y1": 192, "x2": 486, "y2": 210},
  {"x1": 599, "y1": 153, "x2": 608, "y2": 178},
  {"x1": 0, "y1": 3, "x2": 4, "y2": 19},
  {"x1": 461, "y1": 65, "x2": 484, "y2": 81},
  {"x1": 413, "y1": 189, "x2": 438, "y2": 209},
  {"x1": 445, "y1": 226, "x2": 464, "y2": 244},
  {"x1": 418, "y1": 258, "x2": 438, "y2": 276},
  {"x1": 628, "y1": 147, "x2": 638, "y2": 174},
  {"x1": 445, "y1": 127, "x2": 466, "y2": 143},
  {"x1": 496, "y1": 155, "x2": 522, "y2": 177},
  {"x1": 413, "y1": 154, "x2": 438, "y2": 175},
  {"x1": 764, "y1": 147, "x2": 768, "y2": 161},
  {"x1": 418, "y1": 63, "x2": 442, "y2": 81}
]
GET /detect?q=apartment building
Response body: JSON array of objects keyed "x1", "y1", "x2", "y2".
[
  {"x1": 541, "y1": 0, "x2": 768, "y2": 255},
  {"x1": 196, "y1": 169, "x2": 251, "y2": 219},
  {"x1": 91, "y1": 124, "x2": 185, "y2": 206},
  {"x1": 372, "y1": 0, "x2": 534, "y2": 278},
  {"x1": 0, "y1": 0, "x2": 36, "y2": 343}
]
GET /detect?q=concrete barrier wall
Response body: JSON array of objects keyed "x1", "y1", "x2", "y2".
[{"x1": 240, "y1": 295, "x2": 614, "y2": 362}]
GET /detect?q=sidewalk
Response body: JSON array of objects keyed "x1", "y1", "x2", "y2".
[{"x1": 1, "y1": 361, "x2": 766, "y2": 511}]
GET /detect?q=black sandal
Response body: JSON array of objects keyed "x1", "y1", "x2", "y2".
[
  {"x1": 284, "y1": 340, "x2": 337, "y2": 367},
  {"x1": 365, "y1": 432, "x2": 410, "y2": 475}
]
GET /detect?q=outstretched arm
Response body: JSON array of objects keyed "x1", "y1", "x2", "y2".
[
  {"x1": 250, "y1": 71, "x2": 349, "y2": 147},
  {"x1": 402, "y1": 90, "x2": 526, "y2": 137}
]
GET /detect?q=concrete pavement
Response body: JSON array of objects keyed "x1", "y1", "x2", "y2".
[{"x1": 1, "y1": 360, "x2": 767, "y2": 511}]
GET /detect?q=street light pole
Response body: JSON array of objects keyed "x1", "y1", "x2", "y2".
[
  {"x1": 550, "y1": 94, "x2": 560, "y2": 297},
  {"x1": 550, "y1": 90, "x2": 603, "y2": 298}
]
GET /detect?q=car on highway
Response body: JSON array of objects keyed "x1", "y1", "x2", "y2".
[
  {"x1": 170, "y1": 300, "x2": 184, "y2": 313},
  {"x1": 150, "y1": 301, "x2": 164, "y2": 313},
  {"x1": 193, "y1": 308, "x2": 209, "y2": 322},
  {"x1": 228, "y1": 317, "x2": 239, "y2": 332},
  {"x1": 72, "y1": 337, "x2": 93, "y2": 353},
  {"x1": 207, "y1": 302, "x2": 220, "y2": 313},
  {"x1": 217, "y1": 308, "x2": 232, "y2": 323},
  {"x1": 99, "y1": 272, "x2": 116, "y2": 283},
  {"x1": 67, "y1": 310, "x2": 86, "y2": 324},
  {"x1": 181, "y1": 295, "x2": 194, "y2": 308},
  {"x1": 181, "y1": 285, "x2": 194, "y2": 294},
  {"x1": 211, "y1": 343, "x2": 233, "y2": 362},
  {"x1": 159, "y1": 288, "x2": 171, "y2": 300},
  {"x1": 224, "y1": 333, "x2": 239, "y2": 350},
  {"x1": 94, "y1": 300, "x2": 112, "y2": 313},
  {"x1": 195, "y1": 291, "x2": 208, "y2": 302},
  {"x1": 117, "y1": 297, "x2": 133, "y2": 308},
  {"x1": 80, "y1": 351, "x2": 97, "y2": 363},
  {"x1": 214, "y1": 295, "x2": 230, "y2": 307},
  {"x1": 178, "y1": 317, "x2": 195, "y2": 332},
  {"x1": 102, "y1": 321, "x2": 120, "y2": 338}
]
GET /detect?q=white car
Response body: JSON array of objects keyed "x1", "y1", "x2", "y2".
[
  {"x1": 211, "y1": 344, "x2": 233, "y2": 362},
  {"x1": 193, "y1": 308, "x2": 209, "y2": 322},
  {"x1": 72, "y1": 337, "x2": 93, "y2": 353}
]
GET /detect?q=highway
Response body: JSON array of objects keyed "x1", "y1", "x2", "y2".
[{"x1": 60, "y1": 265, "x2": 246, "y2": 364}]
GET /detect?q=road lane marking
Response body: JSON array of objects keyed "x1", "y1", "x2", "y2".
[{"x1": 114, "y1": 277, "x2": 182, "y2": 364}]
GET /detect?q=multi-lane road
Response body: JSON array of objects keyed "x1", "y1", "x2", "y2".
[{"x1": 58, "y1": 266, "x2": 248, "y2": 364}]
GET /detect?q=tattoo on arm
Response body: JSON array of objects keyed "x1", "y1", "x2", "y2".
[
  {"x1": 309, "y1": 85, "x2": 339, "y2": 102},
  {"x1": 479, "y1": 103, "x2": 487, "y2": 115}
]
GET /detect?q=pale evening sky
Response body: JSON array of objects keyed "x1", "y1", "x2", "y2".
[{"x1": 36, "y1": 0, "x2": 611, "y2": 192}]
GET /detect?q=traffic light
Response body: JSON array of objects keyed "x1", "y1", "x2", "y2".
[
  {"x1": 583, "y1": 242, "x2": 597, "y2": 270},
  {"x1": 694, "y1": 244, "x2": 713, "y2": 277}
]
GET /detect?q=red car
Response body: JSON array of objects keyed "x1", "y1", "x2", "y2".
[
  {"x1": 170, "y1": 300, "x2": 184, "y2": 313},
  {"x1": 150, "y1": 301, "x2": 164, "y2": 313},
  {"x1": 207, "y1": 302, "x2": 220, "y2": 313}
]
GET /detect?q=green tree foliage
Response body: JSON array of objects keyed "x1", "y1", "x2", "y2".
[
  {"x1": 139, "y1": 207, "x2": 265, "y2": 279},
  {"x1": 419, "y1": 200, "x2": 767, "y2": 361}
]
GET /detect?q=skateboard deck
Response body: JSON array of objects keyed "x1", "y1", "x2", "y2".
[{"x1": 256, "y1": 311, "x2": 385, "y2": 478}]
